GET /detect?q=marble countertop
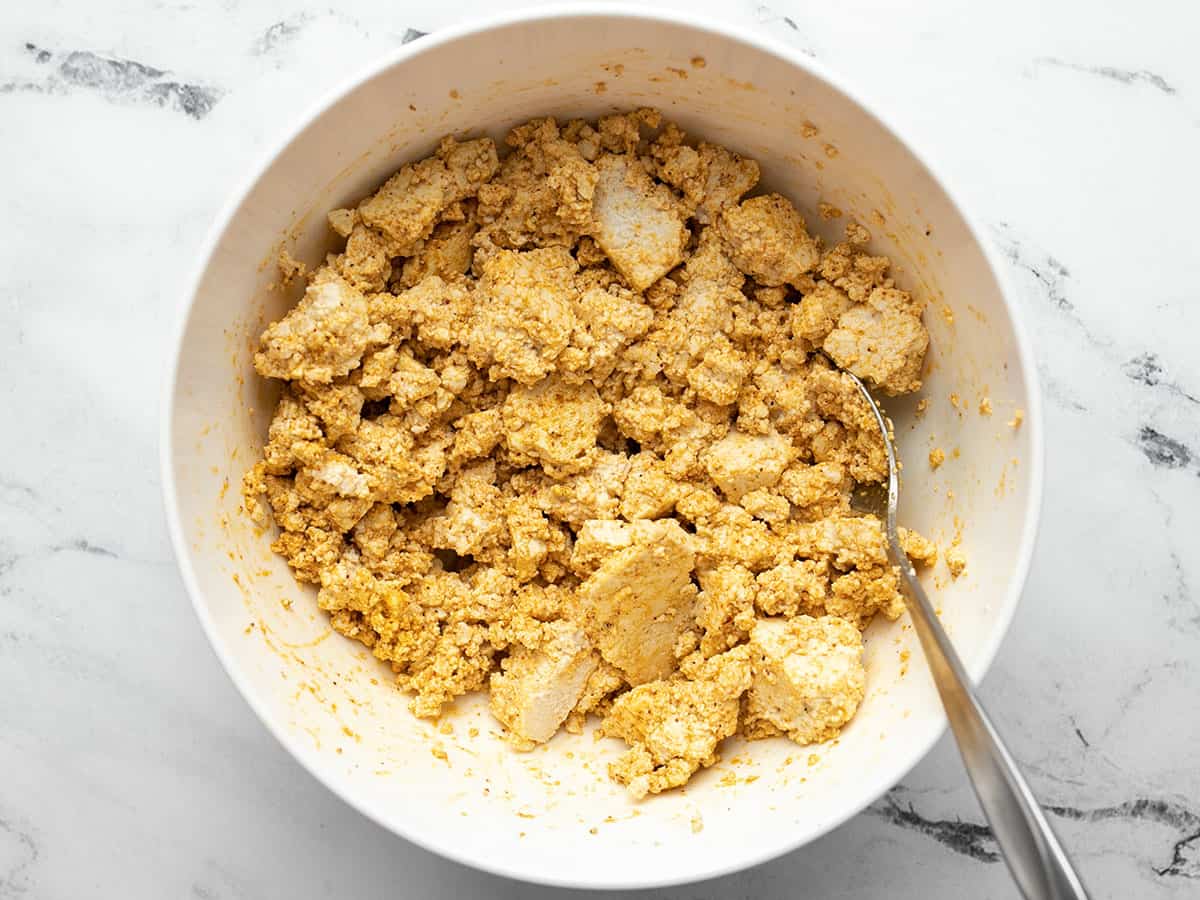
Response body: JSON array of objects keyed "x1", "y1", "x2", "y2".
[{"x1": 2, "y1": 1, "x2": 1198, "y2": 897}]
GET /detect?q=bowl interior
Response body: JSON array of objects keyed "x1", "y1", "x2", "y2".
[{"x1": 165, "y1": 9, "x2": 1038, "y2": 889}]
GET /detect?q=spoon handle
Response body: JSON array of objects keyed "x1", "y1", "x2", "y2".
[
  {"x1": 832, "y1": 355, "x2": 1089, "y2": 897},
  {"x1": 894, "y1": 558, "x2": 1090, "y2": 900}
]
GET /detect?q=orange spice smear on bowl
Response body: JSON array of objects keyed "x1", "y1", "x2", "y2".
[{"x1": 242, "y1": 109, "x2": 941, "y2": 798}]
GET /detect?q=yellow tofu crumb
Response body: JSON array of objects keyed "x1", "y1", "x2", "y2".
[
  {"x1": 929, "y1": 447, "x2": 946, "y2": 469},
  {"x1": 946, "y1": 547, "x2": 968, "y2": 579}
]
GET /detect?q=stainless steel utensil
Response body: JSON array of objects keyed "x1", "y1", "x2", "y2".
[{"x1": 837, "y1": 359, "x2": 1089, "y2": 900}]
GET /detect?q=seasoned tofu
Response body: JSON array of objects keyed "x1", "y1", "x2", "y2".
[
  {"x1": 620, "y1": 451, "x2": 682, "y2": 520},
  {"x1": 650, "y1": 132, "x2": 760, "y2": 225},
  {"x1": 524, "y1": 451, "x2": 630, "y2": 526},
  {"x1": 571, "y1": 519, "x2": 698, "y2": 684},
  {"x1": 490, "y1": 620, "x2": 600, "y2": 747},
  {"x1": 745, "y1": 616, "x2": 866, "y2": 745},
  {"x1": 792, "y1": 281, "x2": 854, "y2": 344},
  {"x1": 430, "y1": 461, "x2": 504, "y2": 557},
  {"x1": 822, "y1": 287, "x2": 929, "y2": 395},
  {"x1": 255, "y1": 273, "x2": 373, "y2": 384},
  {"x1": 718, "y1": 194, "x2": 820, "y2": 288},
  {"x1": 559, "y1": 285, "x2": 653, "y2": 382},
  {"x1": 359, "y1": 136, "x2": 498, "y2": 251},
  {"x1": 502, "y1": 376, "x2": 608, "y2": 476},
  {"x1": 696, "y1": 564, "x2": 758, "y2": 656},
  {"x1": 602, "y1": 646, "x2": 751, "y2": 798},
  {"x1": 695, "y1": 143, "x2": 761, "y2": 224},
  {"x1": 570, "y1": 518, "x2": 640, "y2": 576},
  {"x1": 400, "y1": 219, "x2": 477, "y2": 287},
  {"x1": 248, "y1": 109, "x2": 944, "y2": 799},
  {"x1": 466, "y1": 248, "x2": 578, "y2": 385},
  {"x1": 703, "y1": 428, "x2": 795, "y2": 501},
  {"x1": 591, "y1": 154, "x2": 689, "y2": 291},
  {"x1": 755, "y1": 559, "x2": 830, "y2": 617}
]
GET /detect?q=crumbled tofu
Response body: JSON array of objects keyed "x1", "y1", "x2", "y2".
[
  {"x1": 255, "y1": 274, "x2": 373, "y2": 384},
  {"x1": 526, "y1": 451, "x2": 629, "y2": 526},
  {"x1": 792, "y1": 282, "x2": 853, "y2": 345},
  {"x1": 602, "y1": 646, "x2": 750, "y2": 798},
  {"x1": 245, "y1": 110, "x2": 942, "y2": 797},
  {"x1": 755, "y1": 559, "x2": 829, "y2": 617},
  {"x1": 946, "y1": 547, "x2": 968, "y2": 578},
  {"x1": 400, "y1": 219, "x2": 477, "y2": 287},
  {"x1": 695, "y1": 143, "x2": 761, "y2": 224},
  {"x1": 739, "y1": 488, "x2": 790, "y2": 524},
  {"x1": 745, "y1": 616, "x2": 865, "y2": 745},
  {"x1": 790, "y1": 516, "x2": 888, "y2": 569},
  {"x1": 718, "y1": 194, "x2": 819, "y2": 287},
  {"x1": 687, "y1": 337, "x2": 751, "y2": 405},
  {"x1": 358, "y1": 136, "x2": 498, "y2": 251},
  {"x1": 900, "y1": 527, "x2": 939, "y2": 567},
  {"x1": 591, "y1": 153, "x2": 688, "y2": 291},
  {"x1": 929, "y1": 447, "x2": 946, "y2": 469},
  {"x1": 565, "y1": 661, "x2": 626, "y2": 732},
  {"x1": 430, "y1": 461, "x2": 504, "y2": 556},
  {"x1": 696, "y1": 564, "x2": 758, "y2": 656},
  {"x1": 490, "y1": 620, "x2": 600, "y2": 747},
  {"x1": 822, "y1": 287, "x2": 929, "y2": 395},
  {"x1": 620, "y1": 452, "x2": 682, "y2": 520},
  {"x1": 502, "y1": 377, "x2": 608, "y2": 475},
  {"x1": 571, "y1": 519, "x2": 698, "y2": 684},
  {"x1": 570, "y1": 518, "x2": 637, "y2": 575},
  {"x1": 650, "y1": 132, "x2": 760, "y2": 224},
  {"x1": 776, "y1": 461, "x2": 850, "y2": 521},
  {"x1": 562, "y1": 285, "x2": 653, "y2": 381},
  {"x1": 703, "y1": 429, "x2": 794, "y2": 501},
  {"x1": 466, "y1": 248, "x2": 578, "y2": 385}
]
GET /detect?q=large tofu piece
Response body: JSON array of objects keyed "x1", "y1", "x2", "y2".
[
  {"x1": 255, "y1": 274, "x2": 372, "y2": 384},
  {"x1": 591, "y1": 154, "x2": 688, "y2": 291},
  {"x1": 489, "y1": 621, "x2": 599, "y2": 747},
  {"x1": 703, "y1": 429, "x2": 795, "y2": 501},
  {"x1": 571, "y1": 519, "x2": 698, "y2": 684},
  {"x1": 745, "y1": 616, "x2": 866, "y2": 745},
  {"x1": 718, "y1": 193, "x2": 819, "y2": 288},
  {"x1": 358, "y1": 137, "x2": 498, "y2": 251},
  {"x1": 822, "y1": 287, "x2": 929, "y2": 396},
  {"x1": 502, "y1": 376, "x2": 609, "y2": 476},
  {"x1": 466, "y1": 248, "x2": 578, "y2": 385}
]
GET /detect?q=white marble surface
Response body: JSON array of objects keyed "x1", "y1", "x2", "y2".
[{"x1": 2, "y1": 0, "x2": 1198, "y2": 896}]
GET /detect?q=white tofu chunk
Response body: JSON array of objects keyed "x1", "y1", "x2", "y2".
[
  {"x1": 255, "y1": 274, "x2": 372, "y2": 384},
  {"x1": 745, "y1": 616, "x2": 866, "y2": 745},
  {"x1": 718, "y1": 193, "x2": 819, "y2": 288},
  {"x1": 703, "y1": 429, "x2": 795, "y2": 501},
  {"x1": 502, "y1": 376, "x2": 608, "y2": 476},
  {"x1": 571, "y1": 519, "x2": 698, "y2": 684},
  {"x1": 591, "y1": 154, "x2": 689, "y2": 291},
  {"x1": 570, "y1": 518, "x2": 637, "y2": 576},
  {"x1": 489, "y1": 621, "x2": 599, "y2": 746},
  {"x1": 822, "y1": 287, "x2": 929, "y2": 396}
]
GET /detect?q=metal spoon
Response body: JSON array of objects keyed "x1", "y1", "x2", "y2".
[{"x1": 836, "y1": 360, "x2": 1090, "y2": 900}]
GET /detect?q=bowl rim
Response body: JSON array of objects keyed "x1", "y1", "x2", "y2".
[{"x1": 159, "y1": 3, "x2": 1045, "y2": 890}]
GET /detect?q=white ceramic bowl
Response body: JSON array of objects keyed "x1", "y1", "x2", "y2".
[{"x1": 162, "y1": 5, "x2": 1043, "y2": 890}]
